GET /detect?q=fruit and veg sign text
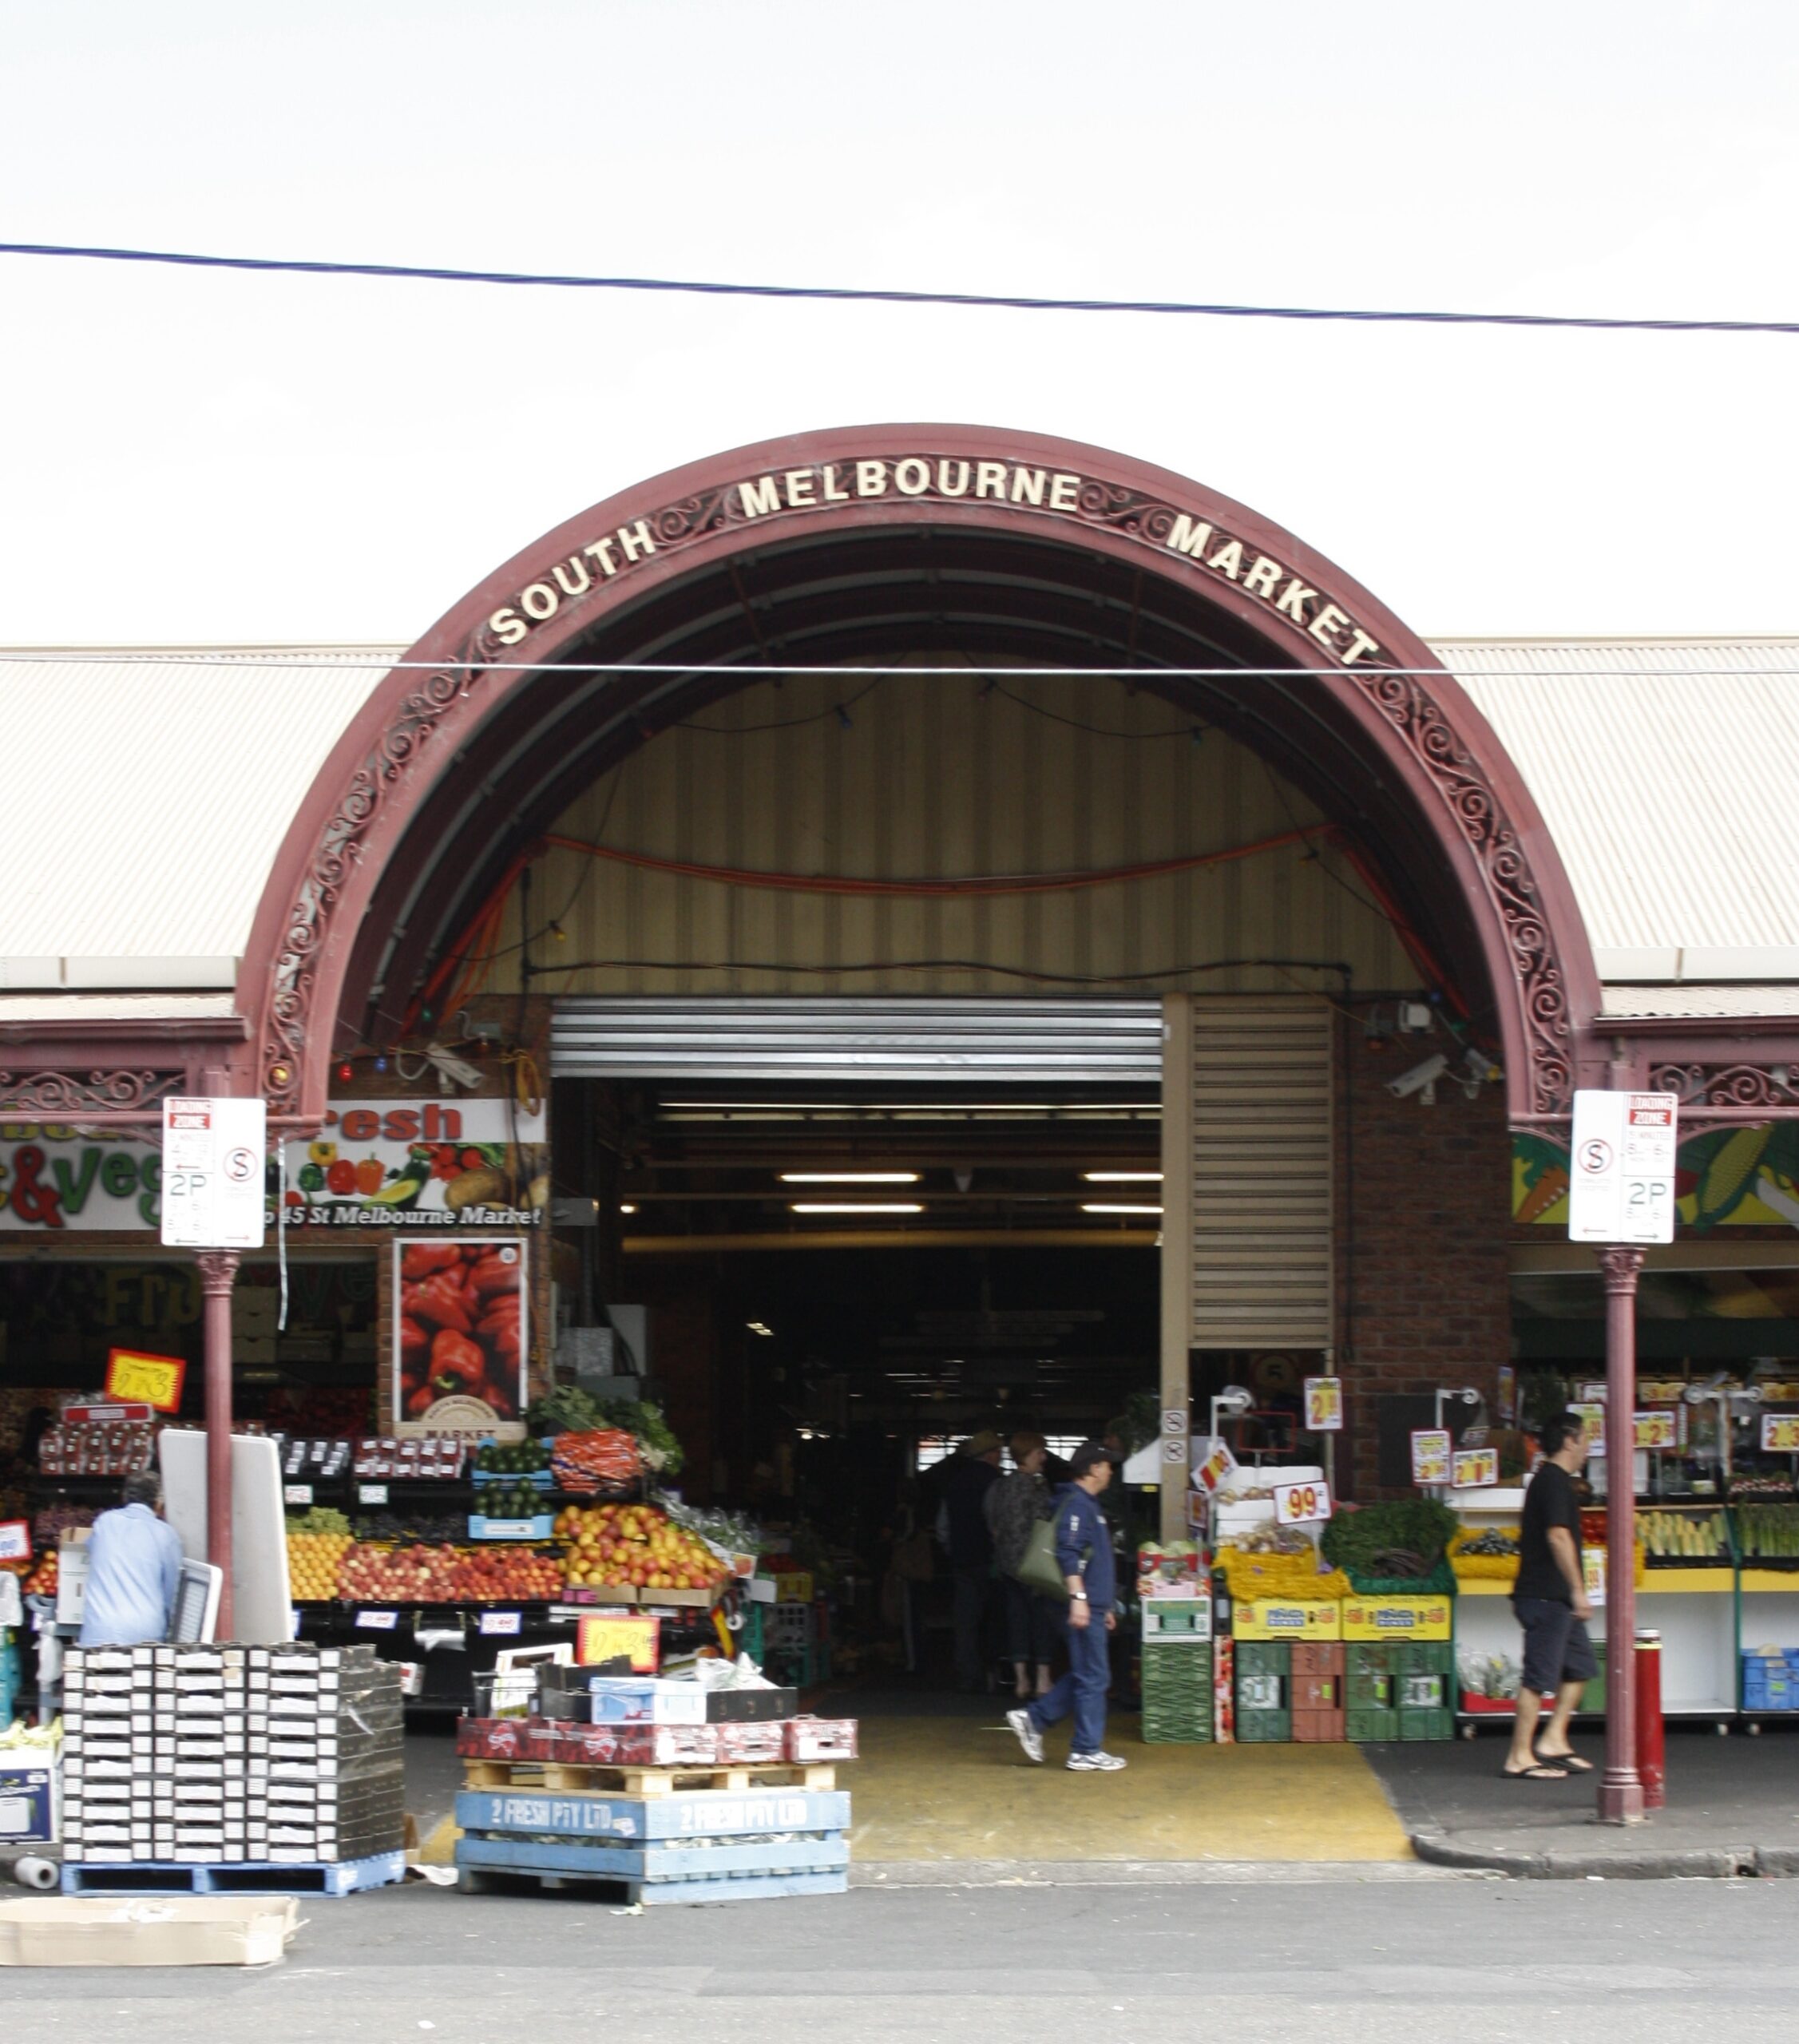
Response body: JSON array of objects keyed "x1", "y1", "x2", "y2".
[{"x1": 395, "y1": 1237, "x2": 528, "y2": 1429}]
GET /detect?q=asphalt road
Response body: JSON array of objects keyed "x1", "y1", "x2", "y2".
[{"x1": 6, "y1": 1874, "x2": 1799, "y2": 2041}]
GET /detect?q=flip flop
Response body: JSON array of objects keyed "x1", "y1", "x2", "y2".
[
  {"x1": 1501, "y1": 1762, "x2": 1569, "y2": 1781},
  {"x1": 1536, "y1": 1750, "x2": 1593, "y2": 1773}
]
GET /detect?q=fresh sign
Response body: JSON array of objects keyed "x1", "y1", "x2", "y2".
[
  {"x1": 1272, "y1": 1478, "x2": 1332, "y2": 1525},
  {"x1": 1568, "y1": 1090, "x2": 1678, "y2": 1244}
]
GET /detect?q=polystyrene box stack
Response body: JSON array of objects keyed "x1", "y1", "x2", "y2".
[{"x1": 61, "y1": 1643, "x2": 404, "y2": 1867}]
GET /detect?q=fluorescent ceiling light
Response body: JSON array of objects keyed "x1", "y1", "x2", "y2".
[
  {"x1": 1082, "y1": 1171, "x2": 1163, "y2": 1182},
  {"x1": 790, "y1": 1202, "x2": 924, "y2": 1215},
  {"x1": 619, "y1": 1202, "x2": 637, "y2": 1214},
  {"x1": 779, "y1": 1171, "x2": 921, "y2": 1183},
  {"x1": 1080, "y1": 1202, "x2": 1163, "y2": 1215},
  {"x1": 747, "y1": 1321, "x2": 775, "y2": 1337}
]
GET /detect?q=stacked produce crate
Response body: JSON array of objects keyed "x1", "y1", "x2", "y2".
[
  {"x1": 1290, "y1": 1642, "x2": 1345, "y2": 1741},
  {"x1": 59, "y1": 1643, "x2": 406, "y2": 1894},
  {"x1": 1345, "y1": 1640, "x2": 1397, "y2": 1741},
  {"x1": 455, "y1": 1673, "x2": 856, "y2": 1904},
  {"x1": 1139, "y1": 1594, "x2": 1213, "y2": 1742}
]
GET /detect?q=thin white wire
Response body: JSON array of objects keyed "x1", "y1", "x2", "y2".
[{"x1": 0, "y1": 654, "x2": 1791, "y2": 678}]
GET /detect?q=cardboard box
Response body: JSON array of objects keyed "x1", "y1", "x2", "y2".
[
  {"x1": 1232, "y1": 1598, "x2": 1341, "y2": 1642},
  {"x1": 0, "y1": 1766, "x2": 58, "y2": 1844},
  {"x1": 1341, "y1": 1595, "x2": 1453, "y2": 1642},
  {"x1": 585, "y1": 1679, "x2": 707, "y2": 1726},
  {"x1": 0, "y1": 1895, "x2": 305, "y2": 1966}
]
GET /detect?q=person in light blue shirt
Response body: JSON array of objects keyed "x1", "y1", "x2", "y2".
[{"x1": 79, "y1": 1473, "x2": 184, "y2": 1646}]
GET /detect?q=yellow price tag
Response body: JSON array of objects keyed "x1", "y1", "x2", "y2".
[
  {"x1": 577, "y1": 1612, "x2": 660, "y2": 1671},
  {"x1": 1761, "y1": 1415, "x2": 1799, "y2": 1454},
  {"x1": 105, "y1": 1347, "x2": 186, "y2": 1412}
]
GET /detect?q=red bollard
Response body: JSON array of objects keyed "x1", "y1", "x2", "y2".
[{"x1": 1635, "y1": 1630, "x2": 1665, "y2": 1810}]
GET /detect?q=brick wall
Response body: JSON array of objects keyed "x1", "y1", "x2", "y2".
[{"x1": 1336, "y1": 1017, "x2": 1512, "y2": 1498}]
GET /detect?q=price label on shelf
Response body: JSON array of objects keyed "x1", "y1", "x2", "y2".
[
  {"x1": 1303, "y1": 1377, "x2": 1344, "y2": 1432},
  {"x1": 479, "y1": 1610, "x2": 522, "y2": 1637},
  {"x1": 1635, "y1": 1412, "x2": 1678, "y2": 1452},
  {"x1": 0, "y1": 1520, "x2": 30, "y2": 1563},
  {"x1": 1452, "y1": 1448, "x2": 1499, "y2": 1488},
  {"x1": 1762, "y1": 1415, "x2": 1799, "y2": 1454},
  {"x1": 359, "y1": 1483, "x2": 390, "y2": 1506},
  {"x1": 1271, "y1": 1478, "x2": 1332, "y2": 1525},
  {"x1": 1410, "y1": 1429, "x2": 1452, "y2": 1486},
  {"x1": 104, "y1": 1348, "x2": 187, "y2": 1412},
  {"x1": 1583, "y1": 1547, "x2": 1607, "y2": 1607},
  {"x1": 479, "y1": 1519, "x2": 537, "y2": 1539},
  {"x1": 1569, "y1": 1402, "x2": 1607, "y2": 1453},
  {"x1": 355, "y1": 1610, "x2": 399, "y2": 1631},
  {"x1": 283, "y1": 1483, "x2": 314, "y2": 1507}
]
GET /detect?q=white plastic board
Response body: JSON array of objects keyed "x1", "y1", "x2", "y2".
[{"x1": 159, "y1": 1432, "x2": 293, "y2": 1642}]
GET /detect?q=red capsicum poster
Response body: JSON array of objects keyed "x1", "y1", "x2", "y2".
[{"x1": 394, "y1": 1237, "x2": 528, "y2": 1427}]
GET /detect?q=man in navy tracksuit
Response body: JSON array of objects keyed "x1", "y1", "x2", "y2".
[{"x1": 1006, "y1": 1440, "x2": 1125, "y2": 1772}]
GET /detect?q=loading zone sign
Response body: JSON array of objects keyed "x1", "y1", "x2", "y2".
[
  {"x1": 1567, "y1": 1091, "x2": 1678, "y2": 1245},
  {"x1": 160, "y1": 1096, "x2": 268, "y2": 1250}
]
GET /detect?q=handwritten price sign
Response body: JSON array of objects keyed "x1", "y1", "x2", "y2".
[
  {"x1": 1302, "y1": 1377, "x2": 1344, "y2": 1432},
  {"x1": 577, "y1": 1612, "x2": 660, "y2": 1672},
  {"x1": 105, "y1": 1347, "x2": 186, "y2": 1412},
  {"x1": 1410, "y1": 1429, "x2": 1452, "y2": 1486},
  {"x1": 1568, "y1": 1401, "x2": 1607, "y2": 1453},
  {"x1": 1452, "y1": 1448, "x2": 1499, "y2": 1488},
  {"x1": 1271, "y1": 1478, "x2": 1333, "y2": 1525},
  {"x1": 1635, "y1": 1412, "x2": 1678, "y2": 1451},
  {"x1": 1762, "y1": 1415, "x2": 1799, "y2": 1454}
]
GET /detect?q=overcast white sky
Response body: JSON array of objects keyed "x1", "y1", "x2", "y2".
[{"x1": 5, "y1": 1, "x2": 1797, "y2": 644}]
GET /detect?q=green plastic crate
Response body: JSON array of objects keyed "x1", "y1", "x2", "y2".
[
  {"x1": 1398, "y1": 1705, "x2": 1455, "y2": 1741},
  {"x1": 1143, "y1": 1703, "x2": 1214, "y2": 1744},
  {"x1": 1345, "y1": 1641, "x2": 1392, "y2": 1678},
  {"x1": 1346, "y1": 1706, "x2": 1397, "y2": 1742},
  {"x1": 1345, "y1": 1671, "x2": 1393, "y2": 1709},
  {"x1": 1391, "y1": 1640, "x2": 1454, "y2": 1677},
  {"x1": 1396, "y1": 1671, "x2": 1446, "y2": 1710},
  {"x1": 1234, "y1": 1640, "x2": 1291, "y2": 1678},
  {"x1": 1236, "y1": 1709, "x2": 1290, "y2": 1743}
]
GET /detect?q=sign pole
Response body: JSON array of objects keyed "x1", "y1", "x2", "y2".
[
  {"x1": 196, "y1": 1250, "x2": 241, "y2": 1638},
  {"x1": 1598, "y1": 1244, "x2": 1646, "y2": 1824}
]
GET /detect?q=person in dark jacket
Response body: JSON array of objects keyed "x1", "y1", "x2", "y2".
[
  {"x1": 984, "y1": 1430, "x2": 1057, "y2": 1699},
  {"x1": 944, "y1": 1430, "x2": 1003, "y2": 1691},
  {"x1": 1005, "y1": 1440, "x2": 1125, "y2": 1771}
]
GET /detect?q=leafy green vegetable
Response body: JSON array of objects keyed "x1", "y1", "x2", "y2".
[
  {"x1": 525, "y1": 1383, "x2": 685, "y2": 1476},
  {"x1": 1322, "y1": 1499, "x2": 1458, "y2": 1577}
]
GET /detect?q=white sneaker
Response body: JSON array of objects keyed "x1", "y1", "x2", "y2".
[
  {"x1": 1006, "y1": 1707, "x2": 1044, "y2": 1765},
  {"x1": 1067, "y1": 1749, "x2": 1127, "y2": 1772}
]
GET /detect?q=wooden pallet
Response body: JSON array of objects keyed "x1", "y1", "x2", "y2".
[
  {"x1": 460, "y1": 1757, "x2": 836, "y2": 1797},
  {"x1": 455, "y1": 1836, "x2": 846, "y2": 1905},
  {"x1": 457, "y1": 1785, "x2": 852, "y2": 1841},
  {"x1": 60, "y1": 1849, "x2": 406, "y2": 1898}
]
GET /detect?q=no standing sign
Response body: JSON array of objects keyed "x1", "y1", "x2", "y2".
[{"x1": 1567, "y1": 1091, "x2": 1678, "y2": 1245}]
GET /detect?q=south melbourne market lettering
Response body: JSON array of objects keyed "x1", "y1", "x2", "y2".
[{"x1": 485, "y1": 455, "x2": 1385, "y2": 667}]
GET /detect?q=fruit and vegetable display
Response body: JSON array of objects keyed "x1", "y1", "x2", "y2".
[
  {"x1": 397, "y1": 1240, "x2": 525, "y2": 1421},
  {"x1": 353, "y1": 1436, "x2": 468, "y2": 1480},
  {"x1": 474, "y1": 1440, "x2": 551, "y2": 1479},
  {"x1": 528, "y1": 1383, "x2": 685, "y2": 1477},
  {"x1": 1641, "y1": 1507, "x2": 1732, "y2": 1563},
  {"x1": 1734, "y1": 1503, "x2": 1799, "y2": 1563},
  {"x1": 22, "y1": 1550, "x2": 57, "y2": 1597},
  {"x1": 287, "y1": 1518, "x2": 355, "y2": 1600},
  {"x1": 1731, "y1": 1475, "x2": 1797, "y2": 1501},
  {"x1": 472, "y1": 1482, "x2": 550, "y2": 1522},
  {"x1": 551, "y1": 1430, "x2": 642, "y2": 1494},
  {"x1": 1449, "y1": 1526, "x2": 1520, "y2": 1579},
  {"x1": 557, "y1": 1500, "x2": 729, "y2": 1596},
  {"x1": 352, "y1": 1511, "x2": 466, "y2": 1545},
  {"x1": 335, "y1": 1540, "x2": 563, "y2": 1603}
]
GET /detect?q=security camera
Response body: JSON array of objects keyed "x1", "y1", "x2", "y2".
[
  {"x1": 1464, "y1": 1047, "x2": 1502, "y2": 1087},
  {"x1": 1387, "y1": 1053, "x2": 1448, "y2": 1103}
]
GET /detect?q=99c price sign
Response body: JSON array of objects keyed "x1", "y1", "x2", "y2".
[{"x1": 1271, "y1": 1478, "x2": 1333, "y2": 1526}]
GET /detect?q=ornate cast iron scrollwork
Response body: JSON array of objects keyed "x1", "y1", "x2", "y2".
[
  {"x1": 0, "y1": 1068, "x2": 181, "y2": 1116},
  {"x1": 1650, "y1": 1061, "x2": 1799, "y2": 1131}
]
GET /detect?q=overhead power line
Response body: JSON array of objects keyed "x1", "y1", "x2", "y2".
[{"x1": 2, "y1": 240, "x2": 1796, "y2": 335}]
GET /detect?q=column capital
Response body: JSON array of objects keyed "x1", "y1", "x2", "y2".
[
  {"x1": 1598, "y1": 1244, "x2": 1646, "y2": 1293},
  {"x1": 195, "y1": 1250, "x2": 241, "y2": 1297}
]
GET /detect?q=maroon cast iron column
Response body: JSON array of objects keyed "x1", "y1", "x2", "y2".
[
  {"x1": 196, "y1": 1250, "x2": 240, "y2": 1638},
  {"x1": 1598, "y1": 1243, "x2": 1646, "y2": 1823}
]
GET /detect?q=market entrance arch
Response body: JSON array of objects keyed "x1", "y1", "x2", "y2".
[{"x1": 238, "y1": 426, "x2": 1602, "y2": 1129}]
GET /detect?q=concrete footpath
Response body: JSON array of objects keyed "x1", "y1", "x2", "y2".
[{"x1": 1367, "y1": 1724, "x2": 1799, "y2": 1877}]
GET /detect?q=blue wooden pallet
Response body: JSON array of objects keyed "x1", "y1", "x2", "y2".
[
  {"x1": 61, "y1": 1850, "x2": 406, "y2": 1898},
  {"x1": 458, "y1": 1829, "x2": 848, "y2": 1881},
  {"x1": 455, "y1": 1836, "x2": 846, "y2": 1905},
  {"x1": 456, "y1": 1785, "x2": 850, "y2": 1841}
]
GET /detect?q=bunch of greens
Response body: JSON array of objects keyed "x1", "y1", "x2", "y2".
[
  {"x1": 525, "y1": 1383, "x2": 685, "y2": 1476},
  {"x1": 1322, "y1": 1498, "x2": 1457, "y2": 1580}
]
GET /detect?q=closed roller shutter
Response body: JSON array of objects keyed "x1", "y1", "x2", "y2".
[
  {"x1": 550, "y1": 997, "x2": 1163, "y2": 1083},
  {"x1": 1187, "y1": 998, "x2": 1333, "y2": 1347}
]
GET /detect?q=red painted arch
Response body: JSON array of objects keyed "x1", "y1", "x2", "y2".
[{"x1": 236, "y1": 425, "x2": 1603, "y2": 1126}]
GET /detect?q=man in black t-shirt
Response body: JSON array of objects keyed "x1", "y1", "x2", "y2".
[{"x1": 1504, "y1": 1411, "x2": 1597, "y2": 1781}]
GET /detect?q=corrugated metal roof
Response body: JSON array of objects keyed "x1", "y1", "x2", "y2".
[
  {"x1": 0, "y1": 641, "x2": 1793, "y2": 1008},
  {"x1": 0, "y1": 649, "x2": 394, "y2": 982},
  {"x1": 1598, "y1": 984, "x2": 1799, "y2": 1020},
  {"x1": 1437, "y1": 640, "x2": 1799, "y2": 979}
]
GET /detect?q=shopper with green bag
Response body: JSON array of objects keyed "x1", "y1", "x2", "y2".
[{"x1": 1006, "y1": 1441, "x2": 1126, "y2": 1773}]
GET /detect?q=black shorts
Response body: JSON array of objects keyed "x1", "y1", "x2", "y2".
[{"x1": 1514, "y1": 1596, "x2": 1598, "y2": 1696}]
